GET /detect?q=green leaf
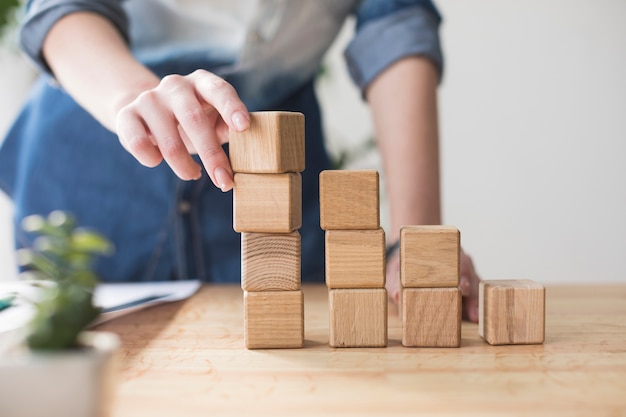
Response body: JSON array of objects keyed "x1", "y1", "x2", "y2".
[
  {"x1": 20, "y1": 210, "x2": 112, "y2": 350},
  {"x1": 71, "y1": 229, "x2": 114, "y2": 256},
  {"x1": 0, "y1": 0, "x2": 20, "y2": 29}
]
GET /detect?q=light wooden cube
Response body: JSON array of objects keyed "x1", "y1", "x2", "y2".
[
  {"x1": 329, "y1": 289, "x2": 387, "y2": 348},
  {"x1": 319, "y1": 170, "x2": 379, "y2": 230},
  {"x1": 325, "y1": 229, "x2": 385, "y2": 289},
  {"x1": 479, "y1": 280, "x2": 545, "y2": 345},
  {"x1": 244, "y1": 290, "x2": 304, "y2": 349},
  {"x1": 229, "y1": 111, "x2": 305, "y2": 173},
  {"x1": 400, "y1": 226, "x2": 460, "y2": 288},
  {"x1": 233, "y1": 173, "x2": 301, "y2": 233},
  {"x1": 402, "y1": 287, "x2": 461, "y2": 348},
  {"x1": 241, "y1": 232, "x2": 301, "y2": 291}
]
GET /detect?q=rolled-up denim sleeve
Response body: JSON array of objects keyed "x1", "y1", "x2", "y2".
[
  {"x1": 345, "y1": 0, "x2": 444, "y2": 93},
  {"x1": 20, "y1": 0, "x2": 129, "y2": 74}
]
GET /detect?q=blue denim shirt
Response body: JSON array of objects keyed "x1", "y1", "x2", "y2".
[{"x1": 0, "y1": 0, "x2": 443, "y2": 283}]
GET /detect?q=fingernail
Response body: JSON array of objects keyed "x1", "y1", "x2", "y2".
[
  {"x1": 232, "y1": 111, "x2": 249, "y2": 131},
  {"x1": 214, "y1": 167, "x2": 233, "y2": 192}
]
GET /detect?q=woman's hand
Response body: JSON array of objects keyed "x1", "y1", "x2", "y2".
[
  {"x1": 43, "y1": 13, "x2": 249, "y2": 190},
  {"x1": 115, "y1": 70, "x2": 250, "y2": 190}
]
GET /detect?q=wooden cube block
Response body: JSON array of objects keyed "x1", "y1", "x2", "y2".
[
  {"x1": 402, "y1": 287, "x2": 461, "y2": 348},
  {"x1": 319, "y1": 170, "x2": 379, "y2": 230},
  {"x1": 400, "y1": 226, "x2": 460, "y2": 288},
  {"x1": 329, "y1": 289, "x2": 387, "y2": 348},
  {"x1": 229, "y1": 111, "x2": 305, "y2": 173},
  {"x1": 325, "y1": 229, "x2": 385, "y2": 289},
  {"x1": 479, "y1": 280, "x2": 545, "y2": 345},
  {"x1": 241, "y1": 232, "x2": 301, "y2": 291},
  {"x1": 244, "y1": 290, "x2": 304, "y2": 349},
  {"x1": 233, "y1": 173, "x2": 301, "y2": 233}
]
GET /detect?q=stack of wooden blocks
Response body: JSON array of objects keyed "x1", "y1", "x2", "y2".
[
  {"x1": 230, "y1": 111, "x2": 305, "y2": 349},
  {"x1": 400, "y1": 226, "x2": 462, "y2": 347},
  {"x1": 319, "y1": 170, "x2": 387, "y2": 348}
]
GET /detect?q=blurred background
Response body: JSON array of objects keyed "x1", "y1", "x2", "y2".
[{"x1": 1, "y1": 0, "x2": 625, "y2": 285}]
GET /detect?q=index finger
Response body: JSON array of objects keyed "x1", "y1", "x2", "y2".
[{"x1": 190, "y1": 70, "x2": 250, "y2": 134}]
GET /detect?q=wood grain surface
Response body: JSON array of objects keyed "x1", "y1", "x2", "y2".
[
  {"x1": 233, "y1": 173, "x2": 302, "y2": 233},
  {"x1": 319, "y1": 170, "x2": 380, "y2": 230},
  {"x1": 244, "y1": 290, "x2": 304, "y2": 349},
  {"x1": 229, "y1": 111, "x2": 305, "y2": 174},
  {"x1": 96, "y1": 284, "x2": 626, "y2": 417},
  {"x1": 479, "y1": 279, "x2": 545, "y2": 345},
  {"x1": 329, "y1": 288, "x2": 387, "y2": 347},
  {"x1": 325, "y1": 229, "x2": 385, "y2": 288},
  {"x1": 400, "y1": 225, "x2": 460, "y2": 288},
  {"x1": 241, "y1": 232, "x2": 301, "y2": 291},
  {"x1": 402, "y1": 287, "x2": 461, "y2": 347}
]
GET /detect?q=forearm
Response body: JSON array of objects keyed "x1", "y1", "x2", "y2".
[
  {"x1": 43, "y1": 12, "x2": 158, "y2": 131},
  {"x1": 366, "y1": 56, "x2": 441, "y2": 243}
]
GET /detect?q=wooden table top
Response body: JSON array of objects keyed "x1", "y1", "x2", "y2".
[{"x1": 97, "y1": 284, "x2": 626, "y2": 417}]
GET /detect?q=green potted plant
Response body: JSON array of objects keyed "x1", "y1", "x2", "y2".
[
  {"x1": 0, "y1": 211, "x2": 120, "y2": 417},
  {"x1": 0, "y1": 0, "x2": 20, "y2": 39}
]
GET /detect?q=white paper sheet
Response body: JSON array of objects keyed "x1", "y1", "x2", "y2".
[
  {"x1": 0, "y1": 280, "x2": 201, "y2": 352},
  {"x1": 91, "y1": 280, "x2": 201, "y2": 325}
]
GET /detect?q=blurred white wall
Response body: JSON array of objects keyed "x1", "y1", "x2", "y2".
[{"x1": 1, "y1": 0, "x2": 625, "y2": 284}]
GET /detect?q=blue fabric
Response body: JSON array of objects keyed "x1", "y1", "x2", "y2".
[
  {"x1": 346, "y1": 2, "x2": 444, "y2": 91},
  {"x1": 20, "y1": 0, "x2": 129, "y2": 74}
]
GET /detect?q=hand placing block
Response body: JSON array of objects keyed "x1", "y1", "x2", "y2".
[
  {"x1": 479, "y1": 280, "x2": 545, "y2": 345},
  {"x1": 402, "y1": 287, "x2": 461, "y2": 347},
  {"x1": 233, "y1": 173, "x2": 302, "y2": 233},
  {"x1": 325, "y1": 228, "x2": 385, "y2": 288},
  {"x1": 241, "y1": 232, "x2": 301, "y2": 291},
  {"x1": 329, "y1": 288, "x2": 387, "y2": 348},
  {"x1": 400, "y1": 226, "x2": 460, "y2": 288},
  {"x1": 319, "y1": 170, "x2": 379, "y2": 230},
  {"x1": 229, "y1": 111, "x2": 305, "y2": 173},
  {"x1": 244, "y1": 290, "x2": 304, "y2": 349}
]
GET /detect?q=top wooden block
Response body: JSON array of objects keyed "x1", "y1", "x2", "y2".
[
  {"x1": 400, "y1": 226, "x2": 460, "y2": 288},
  {"x1": 479, "y1": 279, "x2": 545, "y2": 345},
  {"x1": 229, "y1": 111, "x2": 305, "y2": 173},
  {"x1": 319, "y1": 170, "x2": 379, "y2": 230}
]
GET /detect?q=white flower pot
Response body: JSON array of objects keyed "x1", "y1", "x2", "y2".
[{"x1": 0, "y1": 331, "x2": 120, "y2": 417}]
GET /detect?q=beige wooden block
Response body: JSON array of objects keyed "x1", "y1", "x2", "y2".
[
  {"x1": 329, "y1": 289, "x2": 387, "y2": 348},
  {"x1": 319, "y1": 170, "x2": 379, "y2": 230},
  {"x1": 229, "y1": 111, "x2": 305, "y2": 173},
  {"x1": 402, "y1": 287, "x2": 461, "y2": 348},
  {"x1": 325, "y1": 229, "x2": 385, "y2": 289},
  {"x1": 244, "y1": 290, "x2": 304, "y2": 349},
  {"x1": 233, "y1": 173, "x2": 301, "y2": 233},
  {"x1": 400, "y1": 226, "x2": 460, "y2": 288},
  {"x1": 241, "y1": 232, "x2": 301, "y2": 291},
  {"x1": 479, "y1": 280, "x2": 545, "y2": 345}
]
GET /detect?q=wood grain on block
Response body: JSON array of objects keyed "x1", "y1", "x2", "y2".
[
  {"x1": 329, "y1": 288, "x2": 387, "y2": 348},
  {"x1": 400, "y1": 226, "x2": 460, "y2": 288},
  {"x1": 478, "y1": 280, "x2": 545, "y2": 345},
  {"x1": 229, "y1": 111, "x2": 305, "y2": 173},
  {"x1": 244, "y1": 290, "x2": 304, "y2": 349},
  {"x1": 241, "y1": 232, "x2": 301, "y2": 291},
  {"x1": 233, "y1": 173, "x2": 301, "y2": 233},
  {"x1": 325, "y1": 228, "x2": 385, "y2": 289},
  {"x1": 319, "y1": 170, "x2": 379, "y2": 230},
  {"x1": 402, "y1": 287, "x2": 461, "y2": 348}
]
